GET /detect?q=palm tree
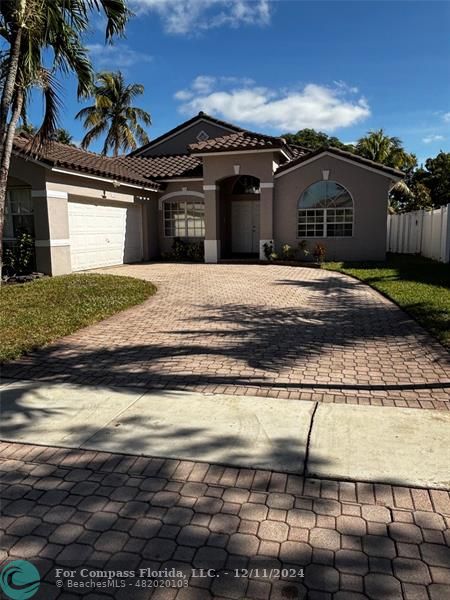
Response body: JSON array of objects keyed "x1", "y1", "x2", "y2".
[
  {"x1": 51, "y1": 128, "x2": 74, "y2": 145},
  {"x1": 356, "y1": 129, "x2": 418, "y2": 210},
  {"x1": 356, "y1": 129, "x2": 416, "y2": 172},
  {"x1": 0, "y1": 0, "x2": 129, "y2": 275},
  {"x1": 76, "y1": 71, "x2": 151, "y2": 156}
]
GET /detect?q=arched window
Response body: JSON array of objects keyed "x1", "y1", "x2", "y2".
[
  {"x1": 298, "y1": 181, "x2": 353, "y2": 238},
  {"x1": 164, "y1": 199, "x2": 205, "y2": 237},
  {"x1": 231, "y1": 175, "x2": 260, "y2": 195}
]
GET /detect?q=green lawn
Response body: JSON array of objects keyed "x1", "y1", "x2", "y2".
[
  {"x1": 0, "y1": 274, "x2": 156, "y2": 362},
  {"x1": 323, "y1": 254, "x2": 450, "y2": 348}
]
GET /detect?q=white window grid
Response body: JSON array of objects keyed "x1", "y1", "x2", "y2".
[
  {"x1": 298, "y1": 207, "x2": 353, "y2": 238},
  {"x1": 4, "y1": 188, "x2": 34, "y2": 241},
  {"x1": 164, "y1": 200, "x2": 205, "y2": 238}
]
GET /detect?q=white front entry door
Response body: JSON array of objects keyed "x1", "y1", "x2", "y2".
[
  {"x1": 68, "y1": 200, "x2": 143, "y2": 271},
  {"x1": 231, "y1": 200, "x2": 260, "y2": 254}
]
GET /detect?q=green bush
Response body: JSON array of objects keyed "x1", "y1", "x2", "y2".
[
  {"x1": 3, "y1": 232, "x2": 35, "y2": 275},
  {"x1": 164, "y1": 237, "x2": 204, "y2": 262}
]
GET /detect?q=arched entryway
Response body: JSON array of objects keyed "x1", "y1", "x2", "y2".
[{"x1": 218, "y1": 175, "x2": 261, "y2": 258}]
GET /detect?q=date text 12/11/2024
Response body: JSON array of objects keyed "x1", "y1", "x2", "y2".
[{"x1": 192, "y1": 569, "x2": 305, "y2": 579}]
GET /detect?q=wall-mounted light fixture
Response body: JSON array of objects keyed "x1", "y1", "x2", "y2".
[
  {"x1": 233, "y1": 164, "x2": 240, "y2": 175},
  {"x1": 322, "y1": 170, "x2": 330, "y2": 181}
]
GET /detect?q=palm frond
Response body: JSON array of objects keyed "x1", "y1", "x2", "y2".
[{"x1": 30, "y1": 68, "x2": 63, "y2": 150}]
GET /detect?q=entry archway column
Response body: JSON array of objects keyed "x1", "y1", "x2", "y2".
[
  {"x1": 203, "y1": 184, "x2": 220, "y2": 263},
  {"x1": 259, "y1": 182, "x2": 274, "y2": 260}
]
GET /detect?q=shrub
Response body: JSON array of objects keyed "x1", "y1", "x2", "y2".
[
  {"x1": 281, "y1": 243, "x2": 296, "y2": 260},
  {"x1": 313, "y1": 243, "x2": 326, "y2": 263},
  {"x1": 3, "y1": 232, "x2": 35, "y2": 276},
  {"x1": 164, "y1": 237, "x2": 204, "y2": 262},
  {"x1": 263, "y1": 241, "x2": 274, "y2": 260},
  {"x1": 298, "y1": 240, "x2": 310, "y2": 259}
]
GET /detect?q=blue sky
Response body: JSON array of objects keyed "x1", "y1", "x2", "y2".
[{"x1": 26, "y1": 0, "x2": 450, "y2": 163}]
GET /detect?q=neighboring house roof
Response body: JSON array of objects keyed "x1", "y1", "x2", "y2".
[
  {"x1": 189, "y1": 130, "x2": 292, "y2": 156},
  {"x1": 118, "y1": 154, "x2": 202, "y2": 180},
  {"x1": 128, "y1": 111, "x2": 245, "y2": 157},
  {"x1": 13, "y1": 135, "x2": 161, "y2": 190},
  {"x1": 288, "y1": 144, "x2": 311, "y2": 158},
  {"x1": 275, "y1": 146, "x2": 405, "y2": 178}
]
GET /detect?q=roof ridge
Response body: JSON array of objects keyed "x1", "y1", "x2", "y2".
[{"x1": 276, "y1": 145, "x2": 405, "y2": 177}]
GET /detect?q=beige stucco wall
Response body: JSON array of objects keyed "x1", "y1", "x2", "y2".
[
  {"x1": 6, "y1": 156, "x2": 159, "y2": 274},
  {"x1": 8, "y1": 156, "x2": 47, "y2": 189},
  {"x1": 273, "y1": 155, "x2": 393, "y2": 261},
  {"x1": 142, "y1": 200, "x2": 159, "y2": 260},
  {"x1": 46, "y1": 171, "x2": 154, "y2": 204},
  {"x1": 202, "y1": 152, "x2": 275, "y2": 185}
]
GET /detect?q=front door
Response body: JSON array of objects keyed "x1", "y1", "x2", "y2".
[{"x1": 231, "y1": 200, "x2": 260, "y2": 254}]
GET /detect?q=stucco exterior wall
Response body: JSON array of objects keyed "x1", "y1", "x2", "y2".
[
  {"x1": 6, "y1": 156, "x2": 159, "y2": 275},
  {"x1": 142, "y1": 200, "x2": 159, "y2": 260},
  {"x1": 202, "y1": 152, "x2": 275, "y2": 185},
  {"x1": 8, "y1": 156, "x2": 46, "y2": 189},
  {"x1": 139, "y1": 121, "x2": 237, "y2": 157},
  {"x1": 273, "y1": 155, "x2": 393, "y2": 261}
]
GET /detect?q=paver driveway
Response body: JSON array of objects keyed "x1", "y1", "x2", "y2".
[{"x1": 5, "y1": 264, "x2": 449, "y2": 407}]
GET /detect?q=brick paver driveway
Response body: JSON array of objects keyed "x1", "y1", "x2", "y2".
[
  {"x1": 2, "y1": 441, "x2": 450, "y2": 600},
  {"x1": 5, "y1": 263, "x2": 449, "y2": 408}
]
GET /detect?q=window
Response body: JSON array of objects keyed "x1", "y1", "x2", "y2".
[
  {"x1": 298, "y1": 181, "x2": 353, "y2": 238},
  {"x1": 164, "y1": 199, "x2": 205, "y2": 237},
  {"x1": 4, "y1": 188, "x2": 34, "y2": 240},
  {"x1": 232, "y1": 175, "x2": 260, "y2": 195}
]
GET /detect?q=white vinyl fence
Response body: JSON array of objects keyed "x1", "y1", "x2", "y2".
[{"x1": 387, "y1": 204, "x2": 450, "y2": 263}]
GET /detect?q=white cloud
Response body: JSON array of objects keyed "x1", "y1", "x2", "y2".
[
  {"x1": 422, "y1": 134, "x2": 445, "y2": 144},
  {"x1": 175, "y1": 77, "x2": 371, "y2": 132},
  {"x1": 192, "y1": 75, "x2": 217, "y2": 94},
  {"x1": 176, "y1": 75, "x2": 255, "y2": 101},
  {"x1": 443, "y1": 112, "x2": 450, "y2": 123},
  {"x1": 130, "y1": 0, "x2": 271, "y2": 35},
  {"x1": 86, "y1": 44, "x2": 153, "y2": 70}
]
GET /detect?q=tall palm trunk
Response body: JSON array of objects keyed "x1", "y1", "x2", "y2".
[
  {"x1": 0, "y1": 27, "x2": 22, "y2": 159},
  {"x1": 0, "y1": 25, "x2": 23, "y2": 279}
]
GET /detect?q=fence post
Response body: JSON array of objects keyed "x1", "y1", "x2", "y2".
[
  {"x1": 441, "y1": 204, "x2": 450, "y2": 263},
  {"x1": 417, "y1": 210, "x2": 424, "y2": 254}
]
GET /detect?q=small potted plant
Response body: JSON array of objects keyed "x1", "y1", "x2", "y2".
[{"x1": 313, "y1": 243, "x2": 326, "y2": 264}]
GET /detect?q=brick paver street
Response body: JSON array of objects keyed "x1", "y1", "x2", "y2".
[
  {"x1": 1, "y1": 441, "x2": 449, "y2": 599},
  {"x1": 4, "y1": 264, "x2": 449, "y2": 407}
]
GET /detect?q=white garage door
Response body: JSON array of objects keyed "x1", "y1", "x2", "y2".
[{"x1": 68, "y1": 200, "x2": 143, "y2": 271}]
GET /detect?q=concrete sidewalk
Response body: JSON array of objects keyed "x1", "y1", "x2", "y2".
[{"x1": 1, "y1": 378, "x2": 449, "y2": 489}]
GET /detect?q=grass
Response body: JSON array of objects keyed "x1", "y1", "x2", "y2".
[
  {"x1": 323, "y1": 254, "x2": 450, "y2": 348},
  {"x1": 0, "y1": 274, "x2": 156, "y2": 362}
]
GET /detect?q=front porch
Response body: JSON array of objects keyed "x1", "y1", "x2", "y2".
[{"x1": 203, "y1": 174, "x2": 275, "y2": 263}]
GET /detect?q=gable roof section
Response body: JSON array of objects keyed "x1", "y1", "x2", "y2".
[
  {"x1": 128, "y1": 111, "x2": 245, "y2": 157},
  {"x1": 13, "y1": 135, "x2": 161, "y2": 190},
  {"x1": 288, "y1": 144, "x2": 311, "y2": 159},
  {"x1": 117, "y1": 154, "x2": 202, "y2": 179},
  {"x1": 189, "y1": 130, "x2": 292, "y2": 156},
  {"x1": 275, "y1": 146, "x2": 405, "y2": 179}
]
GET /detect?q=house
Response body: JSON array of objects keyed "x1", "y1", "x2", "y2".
[{"x1": 5, "y1": 112, "x2": 403, "y2": 275}]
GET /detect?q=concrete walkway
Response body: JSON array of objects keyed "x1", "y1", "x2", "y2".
[{"x1": 2, "y1": 379, "x2": 449, "y2": 489}]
